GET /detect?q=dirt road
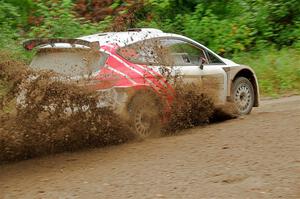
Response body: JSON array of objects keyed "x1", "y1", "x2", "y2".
[{"x1": 1, "y1": 96, "x2": 300, "y2": 199}]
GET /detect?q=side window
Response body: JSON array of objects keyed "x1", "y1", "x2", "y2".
[
  {"x1": 207, "y1": 51, "x2": 224, "y2": 64},
  {"x1": 161, "y1": 39, "x2": 208, "y2": 66},
  {"x1": 118, "y1": 38, "x2": 215, "y2": 66},
  {"x1": 118, "y1": 39, "x2": 169, "y2": 65}
]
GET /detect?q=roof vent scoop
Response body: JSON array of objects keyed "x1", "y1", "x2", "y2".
[{"x1": 127, "y1": 28, "x2": 163, "y2": 33}]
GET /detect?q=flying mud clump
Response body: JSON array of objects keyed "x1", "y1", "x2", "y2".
[
  {"x1": 163, "y1": 83, "x2": 215, "y2": 134},
  {"x1": 0, "y1": 60, "x2": 133, "y2": 163}
]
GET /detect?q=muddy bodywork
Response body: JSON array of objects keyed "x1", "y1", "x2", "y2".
[{"x1": 21, "y1": 39, "x2": 174, "y2": 124}]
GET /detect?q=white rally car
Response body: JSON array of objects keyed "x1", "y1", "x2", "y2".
[{"x1": 23, "y1": 28, "x2": 260, "y2": 137}]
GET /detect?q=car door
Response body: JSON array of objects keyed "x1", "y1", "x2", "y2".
[
  {"x1": 159, "y1": 38, "x2": 227, "y2": 104},
  {"x1": 159, "y1": 38, "x2": 204, "y2": 83},
  {"x1": 202, "y1": 49, "x2": 228, "y2": 104}
]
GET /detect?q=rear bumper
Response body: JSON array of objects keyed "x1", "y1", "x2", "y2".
[{"x1": 16, "y1": 84, "x2": 132, "y2": 122}]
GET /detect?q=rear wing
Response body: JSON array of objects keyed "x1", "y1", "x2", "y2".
[{"x1": 23, "y1": 38, "x2": 100, "y2": 51}]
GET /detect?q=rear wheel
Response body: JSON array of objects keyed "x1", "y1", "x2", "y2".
[
  {"x1": 128, "y1": 93, "x2": 162, "y2": 138},
  {"x1": 232, "y1": 77, "x2": 255, "y2": 115}
]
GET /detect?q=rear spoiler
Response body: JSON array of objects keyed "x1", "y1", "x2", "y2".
[{"x1": 23, "y1": 38, "x2": 100, "y2": 51}]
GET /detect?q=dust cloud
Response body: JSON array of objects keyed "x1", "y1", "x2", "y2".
[
  {"x1": 0, "y1": 51, "x2": 235, "y2": 163},
  {"x1": 0, "y1": 59, "x2": 133, "y2": 162}
]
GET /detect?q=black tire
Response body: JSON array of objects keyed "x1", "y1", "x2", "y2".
[
  {"x1": 232, "y1": 77, "x2": 255, "y2": 115},
  {"x1": 128, "y1": 93, "x2": 162, "y2": 138}
]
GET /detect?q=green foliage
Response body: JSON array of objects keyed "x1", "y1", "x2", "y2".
[
  {"x1": 181, "y1": 5, "x2": 255, "y2": 55},
  {"x1": 139, "y1": 0, "x2": 300, "y2": 55},
  {"x1": 0, "y1": 1, "x2": 20, "y2": 40},
  {"x1": 0, "y1": 1, "x2": 28, "y2": 60},
  {"x1": 28, "y1": 0, "x2": 111, "y2": 38},
  {"x1": 0, "y1": 0, "x2": 112, "y2": 61},
  {"x1": 0, "y1": 0, "x2": 299, "y2": 96},
  {"x1": 1, "y1": 0, "x2": 299, "y2": 55},
  {"x1": 2, "y1": 0, "x2": 33, "y2": 28}
]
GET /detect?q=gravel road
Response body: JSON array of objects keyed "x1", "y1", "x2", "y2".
[{"x1": 1, "y1": 96, "x2": 300, "y2": 199}]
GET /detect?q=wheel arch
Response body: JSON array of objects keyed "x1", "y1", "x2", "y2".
[
  {"x1": 126, "y1": 86, "x2": 163, "y2": 112},
  {"x1": 226, "y1": 67, "x2": 260, "y2": 107}
]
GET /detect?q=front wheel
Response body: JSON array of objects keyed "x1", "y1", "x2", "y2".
[{"x1": 232, "y1": 77, "x2": 255, "y2": 115}]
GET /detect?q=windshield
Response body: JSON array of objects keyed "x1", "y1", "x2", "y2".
[{"x1": 30, "y1": 48, "x2": 107, "y2": 77}]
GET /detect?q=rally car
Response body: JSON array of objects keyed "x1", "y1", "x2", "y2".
[{"x1": 23, "y1": 28, "x2": 260, "y2": 137}]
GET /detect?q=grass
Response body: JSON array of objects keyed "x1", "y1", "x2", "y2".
[
  {"x1": 233, "y1": 48, "x2": 300, "y2": 97},
  {"x1": 0, "y1": 80, "x2": 8, "y2": 98}
]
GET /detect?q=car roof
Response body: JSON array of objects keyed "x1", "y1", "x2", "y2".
[
  {"x1": 36, "y1": 28, "x2": 233, "y2": 65},
  {"x1": 78, "y1": 28, "x2": 179, "y2": 47},
  {"x1": 37, "y1": 28, "x2": 175, "y2": 50}
]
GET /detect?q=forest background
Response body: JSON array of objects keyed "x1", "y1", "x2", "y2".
[{"x1": 1, "y1": 0, "x2": 299, "y2": 96}]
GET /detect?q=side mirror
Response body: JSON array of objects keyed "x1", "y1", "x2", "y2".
[{"x1": 199, "y1": 58, "x2": 204, "y2": 70}]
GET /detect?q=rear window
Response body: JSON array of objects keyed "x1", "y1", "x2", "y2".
[{"x1": 30, "y1": 48, "x2": 108, "y2": 76}]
